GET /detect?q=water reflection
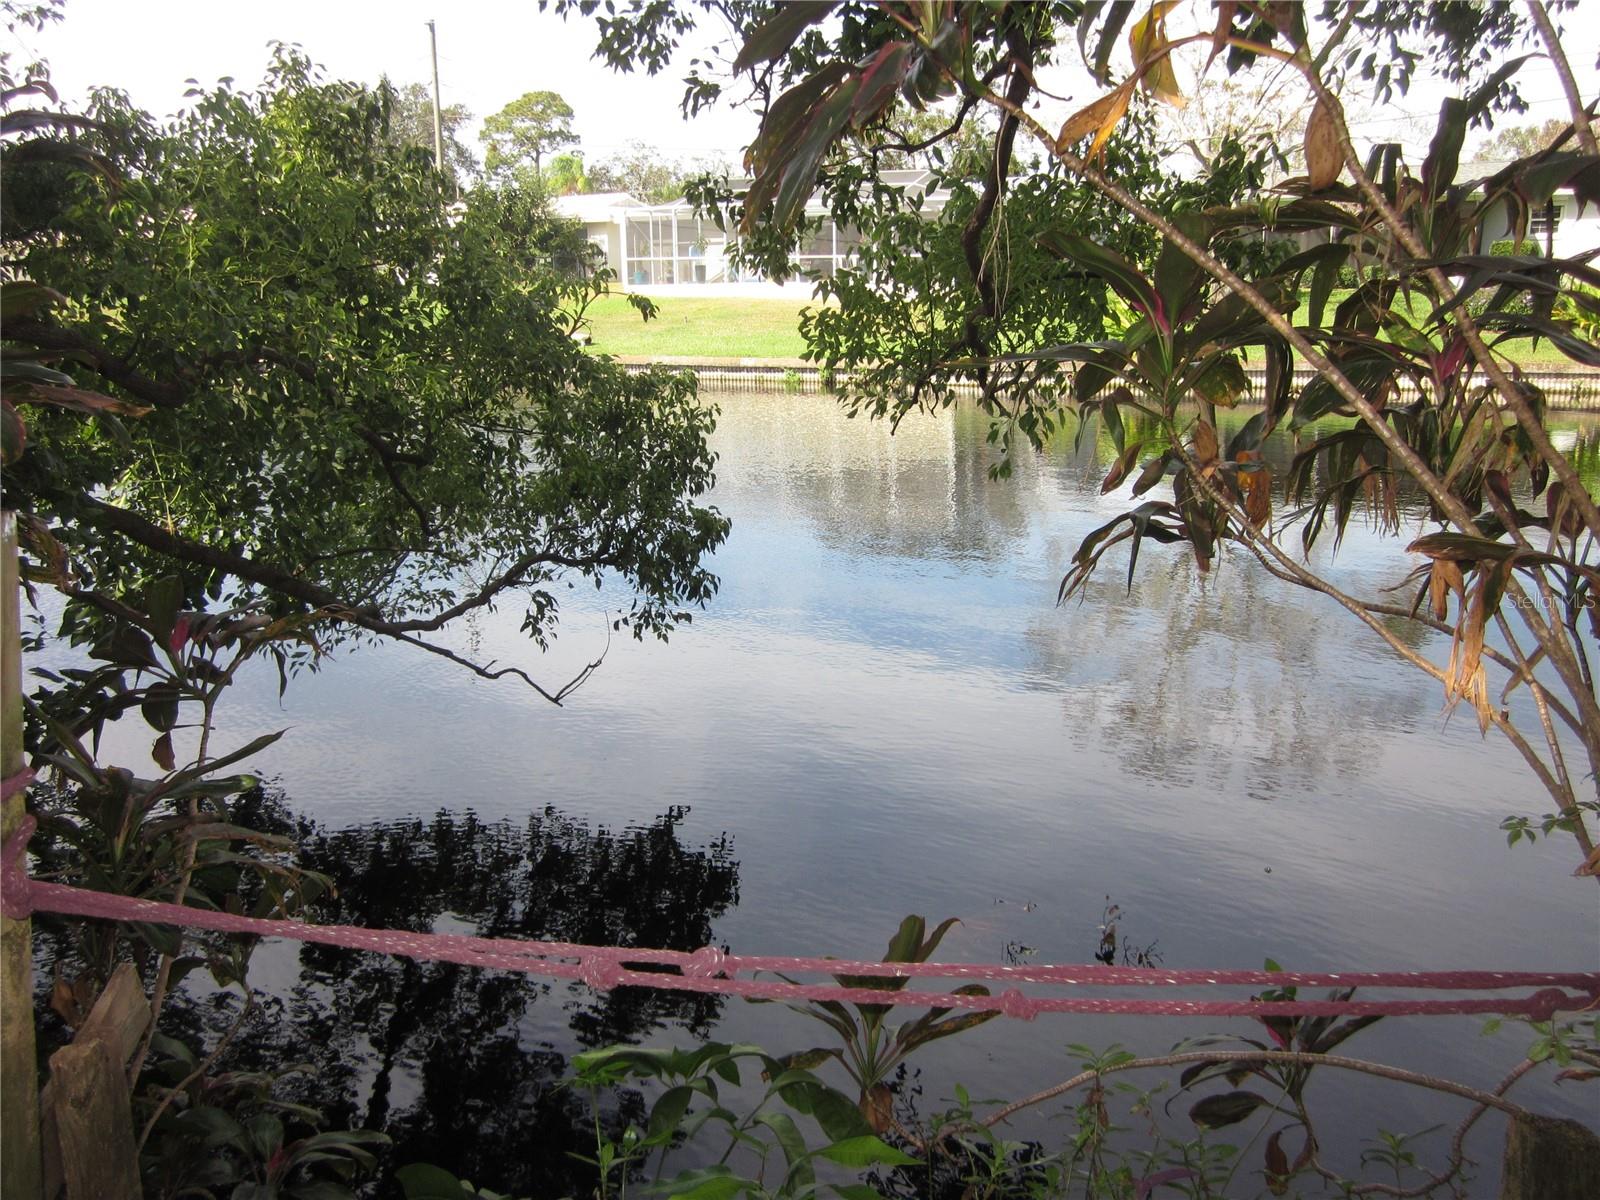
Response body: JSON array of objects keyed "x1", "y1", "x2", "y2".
[
  {"x1": 57, "y1": 390, "x2": 1598, "y2": 1180},
  {"x1": 229, "y1": 794, "x2": 739, "y2": 1195}
]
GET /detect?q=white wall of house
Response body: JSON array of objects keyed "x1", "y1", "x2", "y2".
[{"x1": 1479, "y1": 194, "x2": 1597, "y2": 257}]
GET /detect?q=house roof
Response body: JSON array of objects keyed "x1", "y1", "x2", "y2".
[{"x1": 552, "y1": 192, "x2": 644, "y2": 222}]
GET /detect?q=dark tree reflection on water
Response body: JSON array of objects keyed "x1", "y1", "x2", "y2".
[{"x1": 218, "y1": 794, "x2": 741, "y2": 1196}]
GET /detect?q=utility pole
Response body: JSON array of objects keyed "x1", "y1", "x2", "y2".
[{"x1": 426, "y1": 20, "x2": 445, "y2": 183}]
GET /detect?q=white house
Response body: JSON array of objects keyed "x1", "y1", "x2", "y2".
[
  {"x1": 1463, "y1": 158, "x2": 1598, "y2": 258},
  {"x1": 552, "y1": 169, "x2": 950, "y2": 297}
]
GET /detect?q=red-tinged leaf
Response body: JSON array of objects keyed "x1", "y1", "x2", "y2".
[
  {"x1": 1102, "y1": 439, "x2": 1145, "y2": 494},
  {"x1": 1575, "y1": 843, "x2": 1600, "y2": 878},
  {"x1": 851, "y1": 42, "x2": 912, "y2": 129},
  {"x1": 1, "y1": 398, "x2": 26, "y2": 464},
  {"x1": 2, "y1": 139, "x2": 122, "y2": 187},
  {"x1": 1554, "y1": 1067, "x2": 1600, "y2": 1083},
  {"x1": 1134, "y1": 1167, "x2": 1198, "y2": 1199},
  {"x1": 1207, "y1": 1, "x2": 1240, "y2": 65},
  {"x1": 734, "y1": 1, "x2": 839, "y2": 73},
  {"x1": 1189, "y1": 1090, "x2": 1270, "y2": 1129},
  {"x1": 771, "y1": 77, "x2": 860, "y2": 228},
  {"x1": 11, "y1": 382, "x2": 154, "y2": 419},
  {"x1": 0, "y1": 109, "x2": 99, "y2": 138},
  {"x1": 1264, "y1": 1129, "x2": 1290, "y2": 1195},
  {"x1": 1131, "y1": 451, "x2": 1172, "y2": 496},
  {"x1": 2, "y1": 78, "x2": 59, "y2": 106},
  {"x1": 169, "y1": 613, "x2": 193, "y2": 656},
  {"x1": 1, "y1": 360, "x2": 77, "y2": 387},
  {"x1": 152, "y1": 732, "x2": 176, "y2": 772},
  {"x1": 746, "y1": 62, "x2": 849, "y2": 175},
  {"x1": 140, "y1": 681, "x2": 182, "y2": 733},
  {"x1": 1485, "y1": 469, "x2": 1515, "y2": 516}
]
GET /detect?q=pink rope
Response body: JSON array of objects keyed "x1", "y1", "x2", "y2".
[{"x1": 3, "y1": 816, "x2": 1596, "y2": 1021}]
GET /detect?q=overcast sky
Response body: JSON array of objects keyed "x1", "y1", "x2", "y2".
[
  {"x1": 3, "y1": 0, "x2": 764, "y2": 164},
  {"x1": 5, "y1": 0, "x2": 1596, "y2": 170}
]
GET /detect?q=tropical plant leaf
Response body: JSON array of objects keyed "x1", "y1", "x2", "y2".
[
  {"x1": 1188, "y1": 1089, "x2": 1271, "y2": 1129},
  {"x1": 733, "y1": 2, "x2": 839, "y2": 73}
]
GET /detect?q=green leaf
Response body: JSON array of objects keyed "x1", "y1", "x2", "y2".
[
  {"x1": 830, "y1": 1187, "x2": 889, "y2": 1200},
  {"x1": 1083, "y1": 1, "x2": 1136, "y2": 84},
  {"x1": 145, "y1": 575, "x2": 184, "y2": 649},
  {"x1": 648, "y1": 1166, "x2": 751, "y2": 1200},
  {"x1": 1188, "y1": 1090, "x2": 1272, "y2": 1129},
  {"x1": 246, "y1": 1112, "x2": 284, "y2": 1161},
  {"x1": 0, "y1": 360, "x2": 77, "y2": 387},
  {"x1": 782, "y1": 1080, "x2": 871, "y2": 1143},
  {"x1": 153, "y1": 729, "x2": 285, "y2": 801},
  {"x1": 649, "y1": 1085, "x2": 696, "y2": 1141},
  {"x1": 140, "y1": 681, "x2": 183, "y2": 733},
  {"x1": 396, "y1": 1163, "x2": 470, "y2": 1200},
  {"x1": 174, "y1": 1104, "x2": 248, "y2": 1150},
  {"x1": 1039, "y1": 231, "x2": 1163, "y2": 330},
  {"x1": 816, "y1": 1136, "x2": 919, "y2": 1168},
  {"x1": 1152, "y1": 211, "x2": 1209, "y2": 327},
  {"x1": 912, "y1": 915, "x2": 961, "y2": 961},
  {"x1": 0, "y1": 280, "x2": 67, "y2": 320},
  {"x1": 884, "y1": 914, "x2": 926, "y2": 963},
  {"x1": 733, "y1": 2, "x2": 839, "y2": 73},
  {"x1": 755, "y1": 1112, "x2": 814, "y2": 1187}
]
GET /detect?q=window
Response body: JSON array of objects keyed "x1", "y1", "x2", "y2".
[{"x1": 1531, "y1": 203, "x2": 1564, "y2": 238}]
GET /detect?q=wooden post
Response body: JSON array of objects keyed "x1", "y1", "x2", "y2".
[
  {"x1": 1501, "y1": 1113, "x2": 1600, "y2": 1200},
  {"x1": 2, "y1": 509, "x2": 44, "y2": 1200},
  {"x1": 40, "y1": 964, "x2": 150, "y2": 1200}
]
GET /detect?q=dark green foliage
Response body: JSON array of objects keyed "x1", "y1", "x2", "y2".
[{"x1": 3, "y1": 50, "x2": 728, "y2": 665}]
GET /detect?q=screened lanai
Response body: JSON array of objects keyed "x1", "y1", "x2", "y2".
[{"x1": 620, "y1": 211, "x2": 864, "y2": 286}]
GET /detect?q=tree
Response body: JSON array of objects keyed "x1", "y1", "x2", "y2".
[
  {"x1": 2, "y1": 50, "x2": 727, "y2": 699},
  {"x1": 480, "y1": 89, "x2": 578, "y2": 183},
  {"x1": 1476, "y1": 115, "x2": 1594, "y2": 159},
  {"x1": 556, "y1": 0, "x2": 1600, "y2": 1185},
  {"x1": 571, "y1": 0, "x2": 1600, "y2": 872},
  {"x1": 381, "y1": 79, "x2": 478, "y2": 190},
  {"x1": 586, "y1": 140, "x2": 728, "y2": 202},
  {"x1": 1154, "y1": 69, "x2": 1311, "y2": 174},
  {"x1": 544, "y1": 150, "x2": 589, "y2": 194}
]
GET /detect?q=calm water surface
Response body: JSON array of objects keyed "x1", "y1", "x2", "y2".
[{"x1": 66, "y1": 390, "x2": 1600, "y2": 1192}]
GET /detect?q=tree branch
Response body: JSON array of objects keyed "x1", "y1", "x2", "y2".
[
  {"x1": 71, "y1": 493, "x2": 620, "y2": 637},
  {"x1": 979, "y1": 1049, "x2": 1531, "y2": 1131}
]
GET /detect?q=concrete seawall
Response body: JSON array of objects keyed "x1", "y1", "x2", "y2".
[{"x1": 613, "y1": 356, "x2": 1600, "y2": 410}]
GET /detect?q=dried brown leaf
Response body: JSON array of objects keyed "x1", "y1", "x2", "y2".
[
  {"x1": 861, "y1": 1083, "x2": 893, "y2": 1134},
  {"x1": 1058, "y1": 80, "x2": 1135, "y2": 160},
  {"x1": 1304, "y1": 96, "x2": 1343, "y2": 190},
  {"x1": 1242, "y1": 464, "x2": 1272, "y2": 528},
  {"x1": 1192, "y1": 419, "x2": 1218, "y2": 468}
]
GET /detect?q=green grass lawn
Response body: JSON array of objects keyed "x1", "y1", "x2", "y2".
[
  {"x1": 581, "y1": 294, "x2": 817, "y2": 359},
  {"x1": 582, "y1": 291, "x2": 1582, "y2": 369}
]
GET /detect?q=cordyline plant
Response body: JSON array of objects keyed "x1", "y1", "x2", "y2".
[{"x1": 575, "y1": 0, "x2": 1600, "y2": 882}]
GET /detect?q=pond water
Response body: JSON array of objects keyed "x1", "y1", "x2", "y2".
[{"x1": 47, "y1": 390, "x2": 1600, "y2": 1194}]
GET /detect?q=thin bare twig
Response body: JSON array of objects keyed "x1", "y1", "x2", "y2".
[{"x1": 979, "y1": 1050, "x2": 1530, "y2": 1130}]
